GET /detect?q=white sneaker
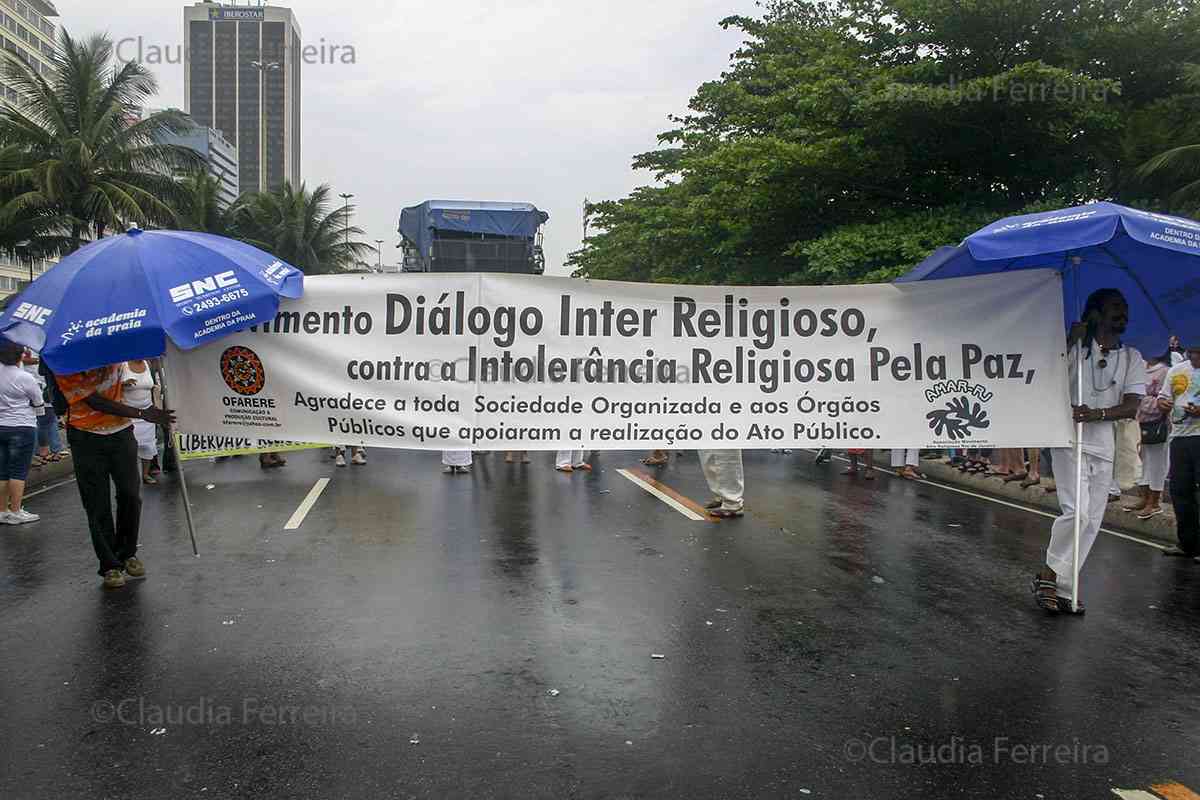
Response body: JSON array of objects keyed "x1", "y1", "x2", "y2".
[
  {"x1": 0, "y1": 511, "x2": 16, "y2": 525},
  {"x1": 351, "y1": 450, "x2": 366, "y2": 466},
  {"x1": 335, "y1": 453, "x2": 347, "y2": 468},
  {"x1": 8, "y1": 509, "x2": 39, "y2": 524}
]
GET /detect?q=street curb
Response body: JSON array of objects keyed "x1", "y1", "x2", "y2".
[
  {"x1": 918, "y1": 458, "x2": 1177, "y2": 547},
  {"x1": 25, "y1": 456, "x2": 75, "y2": 492}
]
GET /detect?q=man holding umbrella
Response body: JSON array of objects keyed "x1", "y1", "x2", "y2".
[
  {"x1": 1033, "y1": 289, "x2": 1144, "y2": 614},
  {"x1": 57, "y1": 364, "x2": 175, "y2": 589}
]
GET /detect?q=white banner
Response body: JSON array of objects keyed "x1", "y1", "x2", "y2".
[{"x1": 165, "y1": 270, "x2": 1072, "y2": 451}]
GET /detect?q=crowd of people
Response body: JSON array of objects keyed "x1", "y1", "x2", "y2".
[{"x1": 2, "y1": 287, "x2": 1198, "y2": 601}]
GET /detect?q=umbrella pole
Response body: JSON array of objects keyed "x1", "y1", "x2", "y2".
[
  {"x1": 1071, "y1": 342, "x2": 1084, "y2": 614},
  {"x1": 173, "y1": 443, "x2": 199, "y2": 557},
  {"x1": 155, "y1": 359, "x2": 200, "y2": 557}
]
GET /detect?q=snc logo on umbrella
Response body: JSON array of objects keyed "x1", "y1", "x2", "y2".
[{"x1": 220, "y1": 346, "x2": 267, "y2": 397}]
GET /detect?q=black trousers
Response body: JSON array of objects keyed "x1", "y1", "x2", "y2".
[
  {"x1": 1169, "y1": 436, "x2": 1200, "y2": 556},
  {"x1": 68, "y1": 426, "x2": 142, "y2": 575}
]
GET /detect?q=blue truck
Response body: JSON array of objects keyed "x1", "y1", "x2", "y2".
[{"x1": 398, "y1": 200, "x2": 549, "y2": 274}]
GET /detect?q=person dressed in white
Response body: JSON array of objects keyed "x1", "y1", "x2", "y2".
[
  {"x1": 890, "y1": 449, "x2": 923, "y2": 480},
  {"x1": 1158, "y1": 344, "x2": 1200, "y2": 560},
  {"x1": 0, "y1": 339, "x2": 45, "y2": 524},
  {"x1": 555, "y1": 450, "x2": 591, "y2": 473},
  {"x1": 1033, "y1": 289, "x2": 1144, "y2": 614},
  {"x1": 698, "y1": 449, "x2": 745, "y2": 518},
  {"x1": 442, "y1": 450, "x2": 472, "y2": 475},
  {"x1": 334, "y1": 446, "x2": 367, "y2": 468},
  {"x1": 120, "y1": 360, "x2": 160, "y2": 485},
  {"x1": 1123, "y1": 354, "x2": 1171, "y2": 519}
]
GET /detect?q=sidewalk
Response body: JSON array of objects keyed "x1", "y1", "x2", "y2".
[{"x1": 916, "y1": 457, "x2": 1178, "y2": 547}]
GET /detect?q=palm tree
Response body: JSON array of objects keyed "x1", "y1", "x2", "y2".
[
  {"x1": 231, "y1": 181, "x2": 371, "y2": 274},
  {"x1": 1137, "y1": 64, "x2": 1200, "y2": 214},
  {"x1": 0, "y1": 31, "x2": 202, "y2": 252},
  {"x1": 178, "y1": 170, "x2": 233, "y2": 236}
]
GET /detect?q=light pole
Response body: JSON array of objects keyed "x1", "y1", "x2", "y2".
[
  {"x1": 250, "y1": 59, "x2": 280, "y2": 193},
  {"x1": 375, "y1": 239, "x2": 384, "y2": 272}
]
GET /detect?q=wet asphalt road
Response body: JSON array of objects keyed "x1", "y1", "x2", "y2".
[{"x1": 1, "y1": 449, "x2": 1199, "y2": 800}]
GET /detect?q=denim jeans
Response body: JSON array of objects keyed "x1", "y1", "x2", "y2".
[
  {"x1": 36, "y1": 406, "x2": 63, "y2": 452},
  {"x1": 0, "y1": 426, "x2": 37, "y2": 481}
]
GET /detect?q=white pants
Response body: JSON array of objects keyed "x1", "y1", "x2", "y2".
[
  {"x1": 891, "y1": 449, "x2": 919, "y2": 468},
  {"x1": 442, "y1": 450, "x2": 472, "y2": 467},
  {"x1": 131, "y1": 418, "x2": 157, "y2": 461},
  {"x1": 1137, "y1": 442, "x2": 1170, "y2": 492},
  {"x1": 1047, "y1": 448, "x2": 1113, "y2": 601},
  {"x1": 555, "y1": 450, "x2": 587, "y2": 469},
  {"x1": 698, "y1": 450, "x2": 745, "y2": 511}
]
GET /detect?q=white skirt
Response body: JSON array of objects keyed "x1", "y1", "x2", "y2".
[{"x1": 132, "y1": 418, "x2": 158, "y2": 461}]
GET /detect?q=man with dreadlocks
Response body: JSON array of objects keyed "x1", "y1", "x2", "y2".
[{"x1": 1033, "y1": 288, "x2": 1145, "y2": 615}]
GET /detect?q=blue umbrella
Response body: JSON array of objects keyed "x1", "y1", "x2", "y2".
[
  {"x1": 897, "y1": 201, "x2": 1200, "y2": 612},
  {"x1": 897, "y1": 201, "x2": 1200, "y2": 356},
  {"x1": 0, "y1": 228, "x2": 304, "y2": 557},
  {"x1": 0, "y1": 228, "x2": 304, "y2": 372}
]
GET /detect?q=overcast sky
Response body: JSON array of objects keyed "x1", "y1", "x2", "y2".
[{"x1": 56, "y1": 0, "x2": 757, "y2": 274}]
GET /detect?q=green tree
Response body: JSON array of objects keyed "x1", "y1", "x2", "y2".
[
  {"x1": 0, "y1": 32, "x2": 201, "y2": 252},
  {"x1": 230, "y1": 182, "x2": 371, "y2": 274},
  {"x1": 177, "y1": 171, "x2": 234, "y2": 236},
  {"x1": 1136, "y1": 65, "x2": 1200, "y2": 215},
  {"x1": 570, "y1": 0, "x2": 1200, "y2": 285}
]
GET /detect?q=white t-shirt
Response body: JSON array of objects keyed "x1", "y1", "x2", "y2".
[
  {"x1": 119, "y1": 363, "x2": 156, "y2": 410},
  {"x1": 0, "y1": 364, "x2": 45, "y2": 428},
  {"x1": 1159, "y1": 362, "x2": 1200, "y2": 439},
  {"x1": 1066, "y1": 343, "x2": 1146, "y2": 461}
]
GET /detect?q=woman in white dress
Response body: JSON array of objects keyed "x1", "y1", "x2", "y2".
[{"x1": 121, "y1": 360, "x2": 160, "y2": 485}]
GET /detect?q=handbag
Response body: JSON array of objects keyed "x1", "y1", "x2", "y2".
[{"x1": 1140, "y1": 415, "x2": 1169, "y2": 445}]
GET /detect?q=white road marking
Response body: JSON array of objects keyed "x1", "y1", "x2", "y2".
[
  {"x1": 284, "y1": 478, "x2": 330, "y2": 530},
  {"x1": 617, "y1": 469, "x2": 708, "y2": 521},
  {"x1": 809, "y1": 451, "x2": 1168, "y2": 552},
  {"x1": 1112, "y1": 790, "x2": 1163, "y2": 799},
  {"x1": 25, "y1": 478, "x2": 77, "y2": 499}
]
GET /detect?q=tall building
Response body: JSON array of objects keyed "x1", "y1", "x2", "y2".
[
  {"x1": 0, "y1": 1, "x2": 59, "y2": 298},
  {"x1": 0, "y1": 0, "x2": 59, "y2": 107},
  {"x1": 183, "y1": 2, "x2": 301, "y2": 196},
  {"x1": 146, "y1": 109, "x2": 241, "y2": 208}
]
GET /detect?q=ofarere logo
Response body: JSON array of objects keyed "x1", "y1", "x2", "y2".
[
  {"x1": 170, "y1": 271, "x2": 239, "y2": 304},
  {"x1": 12, "y1": 302, "x2": 52, "y2": 326}
]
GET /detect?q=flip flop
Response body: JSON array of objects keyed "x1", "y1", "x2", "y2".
[
  {"x1": 1002, "y1": 473, "x2": 1029, "y2": 483},
  {"x1": 1020, "y1": 477, "x2": 1041, "y2": 489}
]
